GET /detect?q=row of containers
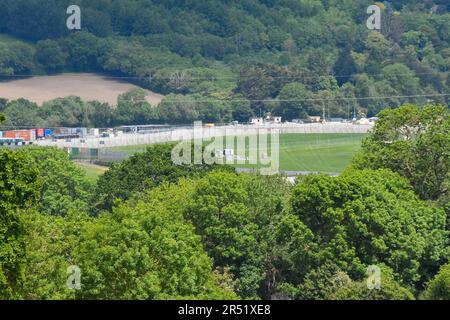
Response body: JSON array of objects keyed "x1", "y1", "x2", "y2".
[{"x1": 0, "y1": 128, "x2": 89, "y2": 146}]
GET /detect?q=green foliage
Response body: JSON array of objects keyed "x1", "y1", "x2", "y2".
[
  {"x1": 296, "y1": 263, "x2": 351, "y2": 300},
  {"x1": 20, "y1": 183, "x2": 237, "y2": 300},
  {"x1": 20, "y1": 211, "x2": 89, "y2": 299},
  {"x1": 0, "y1": 1, "x2": 448, "y2": 124},
  {"x1": 351, "y1": 104, "x2": 450, "y2": 201},
  {"x1": 329, "y1": 266, "x2": 415, "y2": 300},
  {"x1": 291, "y1": 169, "x2": 449, "y2": 287},
  {"x1": 38, "y1": 96, "x2": 91, "y2": 127},
  {"x1": 186, "y1": 171, "x2": 293, "y2": 298},
  {"x1": 74, "y1": 183, "x2": 236, "y2": 299},
  {"x1": 423, "y1": 262, "x2": 450, "y2": 300},
  {"x1": 15, "y1": 147, "x2": 94, "y2": 216},
  {"x1": 114, "y1": 88, "x2": 158, "y2": 125},
  {"x1": 277, "y1": 83, "x2": 312, "y2": 120},
  {"x1": 0, "y1": 1, "x2": 449, "y2": 301},
  {"x1": 0, "y1": 149, "x2": 40, "y2": 299},
  {"x1": 35, "y1": 40, "x2": 67, "y2": 72},
  {"x1": 93, "y1": 144, "x2": 230, "y2": 212},
  {"x1": 1, "y1": 99, "x2": 42, "y2": 127}
]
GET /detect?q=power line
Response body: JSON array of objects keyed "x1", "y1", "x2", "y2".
[
  {"x1": 154, "y1": 93, "x2": 450, "y2": 103},
  {"x1": 0, "y1": 93, "x2": 447, "y2": 105},
  {"x1": 0, "y1": 71, "x2": 448, "y2": 81}
]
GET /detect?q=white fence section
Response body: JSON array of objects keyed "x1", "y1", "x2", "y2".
[{"x1": 35, "y1": 123, "x2": 374, "y2": 150}]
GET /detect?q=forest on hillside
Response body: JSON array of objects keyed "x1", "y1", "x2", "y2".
[{"x1": 0, "y1": 0, "x2": 449, "y2": 126}]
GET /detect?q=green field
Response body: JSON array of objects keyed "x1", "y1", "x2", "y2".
[
  {"x1": 109, "y1": 133, "x2": 367, "y2": 174},
  {"x1": 75, "y1": 162, "x2": 109, "y2": 183}
]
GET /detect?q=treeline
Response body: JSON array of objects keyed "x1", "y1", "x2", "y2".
[
  {"x1": 0, "y1": 1, "x2": 449, "y2": 121},
  {"x1": 0, "y1": 90, "x2": 247, "y2": 127},
  {"x1": 0, "y1": 104, "x2": 449, "y2": 300}
]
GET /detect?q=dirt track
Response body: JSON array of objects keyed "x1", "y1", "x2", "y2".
[{"x1": 0, "y1": 73, "x2": 164, "y2": 106}]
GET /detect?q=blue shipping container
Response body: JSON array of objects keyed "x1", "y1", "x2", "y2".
[{"x1": 44, "y1": 129, "x2": 53, "y2": 137}]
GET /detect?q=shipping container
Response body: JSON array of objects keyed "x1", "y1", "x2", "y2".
[
  {"x1": 36, "y1": 128, "x2": 45, "y2": 138},
  {"x1": 44, "y1": 129, "x2": 53, "y2": 137},
  {"x1": 4, "y1": 130, "x2": 36, "y2": 141}
]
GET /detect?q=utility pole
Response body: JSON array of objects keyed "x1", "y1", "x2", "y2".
[
  {"x1": 235, "y1": 33, "x2": 242, "y2": 53},
  {"x1": 322, "y1": 101, "x2": 326, "y2": 121}
]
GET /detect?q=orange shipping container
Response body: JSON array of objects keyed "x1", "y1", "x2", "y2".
[{"x1": 4, "y1": 130, "x2": 36, "y2": 141}]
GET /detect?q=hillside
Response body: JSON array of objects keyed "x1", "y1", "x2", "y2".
[{"x1": 0, "y1": 0, "x2": 449, "y2": 125}]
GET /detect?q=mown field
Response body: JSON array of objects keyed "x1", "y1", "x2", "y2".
[
  {"x1": 106, "y1": 133, "x2": 367, "y2": 175},
  {"x1": 74, "y1": 161, "x2": 109, "y2": 183}
]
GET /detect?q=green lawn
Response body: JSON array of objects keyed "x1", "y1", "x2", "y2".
[
  {"x1": 109, "y1": 133, "x2": 367, "y2": 173},
  {"x1": 277, "y1": 133, "x2": 366, "y2": 172},
  {"x1": 75, "y1": 162, "x2": 109, "y2": 183}
]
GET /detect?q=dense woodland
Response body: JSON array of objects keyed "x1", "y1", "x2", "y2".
[
  {"x1": 0, "y1": 104, "x2": 449, "y2": 300},
  {"x1": 0, "y1": 0, "x2": 449, "y2": 126}
]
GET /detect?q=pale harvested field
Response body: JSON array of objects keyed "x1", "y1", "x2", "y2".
[{"x1": 0, "y1": 73, "x2": 164, "y2": 106}]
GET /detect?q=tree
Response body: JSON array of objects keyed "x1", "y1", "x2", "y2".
[
  {"x1": 423, "y1": 262, "x2": 450, "y2": 300},
  {"x1": 333, "y1": 46, "x2": 357, "y2": 86},
  {"x1": 63, "y1": 31, "x2": 107, "y2": 71},
  {"x1": 277, "y1": 83, "x2": 312, "y2": 120},
  {"x1": 0, "y1": 43, "x2": 14, "y2": 75},
  {"x1": 5, "y1": 0, "x2": 66, "y2": 40},
  {"x1": 21, "y1": 182, "x2": 237, "y2": 300},
  {"x1": 114, "y1": 89, "x2": 157, "y2": 125},
  {"x1": 82, "y1": 8, "x2": 113, "y2": 38},
  {"x1": 232, "y1": 100, "x2": 254, "y2": 123},
  {"x1": 38, "y1": 96, "x2": 89, "y2": 127},
  {"x1": 75, "y1": 183, "x2": 237, "y2": 299},
  {"x1": 291, "y1": 169, "x2": 449, "y2": 287},
  {"x1": 15, "y1": 147, "x2": 94, "y2": 216},
  {"x1": 93, "y1": 144, "x2": 230, "y2": 212},
  {"x1": 186, "y1": 172, "x2": 262, "y2": 298},
  {"x1": 237, "y1": 66, "x2": 275, "y2": 114},
  {"x1": 329, "y1": 266, "x2": 415, "y2": 300},
  {"x1": 295, "y1": 262, "x2": 347, "y2": 300},
  {"x1": 158, "y1": 95, "x2": 199, "y2": 124},
  {"x1": 88, "y1": 101, "x2": 114, "y2": 128},
  {"x1": 20, "y1": 210, "x2": 89, "y2": 300},
  {"x1": 2, "y1": 99, "x2": 43, "y2": 127},
  {"x1": 0, "y1": 149, "x2": 41, "y2": 299},
  {"x1": 7, "y1": 42, "x2": 35, "y2": 74},
  {"x1": 351, "y1": 104, "x2": 450, "y2": 202},
  {"x1": 381, "y1": 64, "x2": 421, "y2": 97},
  {"x1": 185, "y1": 172, "x2": 293, "y2": 298},
  {"x1": 35, "y1": 40, "x2": 67, "y2": 72}
]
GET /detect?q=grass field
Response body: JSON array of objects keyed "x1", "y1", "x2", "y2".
[
  {"x1": 75, "y1": 162, "x2": 109, "y2": 183},
  {"x1": 109, "y1": 133, "x2": 367, "y2": 174}
]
